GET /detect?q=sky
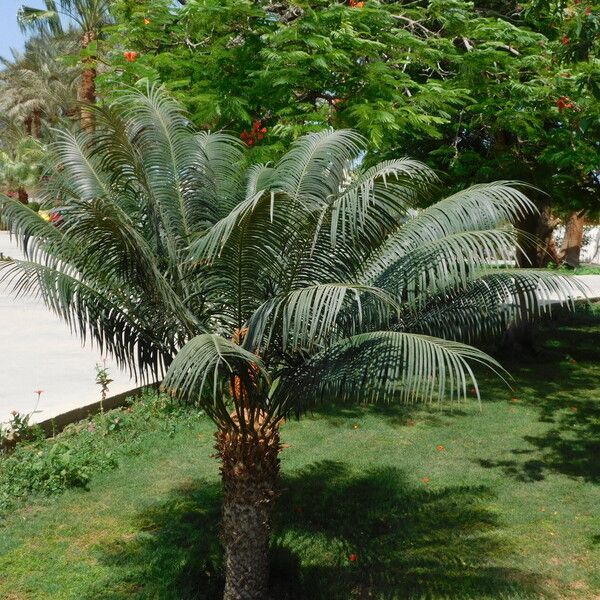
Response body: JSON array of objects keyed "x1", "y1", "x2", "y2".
[{"x1": 0, "y1": 0, "x2": 45, "y2": 60}]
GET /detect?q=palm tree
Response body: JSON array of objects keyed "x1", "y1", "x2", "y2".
[
  {"x1": 0, "y1": 35, "x2": 79, "y2": 138},
  {"x1": 0, "y1": 117, "x2": 45, "y2": 203},
  {"x1": 18, "y1": 0, "x2": 112, "y2": 130},
  {"x1": 0, "y1": 87, "x2": 582, "y2": 599}
]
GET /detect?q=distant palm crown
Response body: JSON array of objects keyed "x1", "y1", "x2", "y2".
[{"x1": 0, "y1": 86, "x2": 579, "y2": 427}]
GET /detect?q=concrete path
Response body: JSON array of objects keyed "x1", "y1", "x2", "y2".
[
  {"x1": 1, "y1": 230, "x2": 599, "y2": 426},
  {"x1": 0, "y1": 232, "x2": 133, "y2": 424}
]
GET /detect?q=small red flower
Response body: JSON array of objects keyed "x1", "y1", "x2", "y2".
[
  {"x1": 585, "y1": 5, "x2": 592, "y2": 15},
  {"x1": 348, "y1": 553, "x2": 358, "y2": 562},
  {"x1": 124, "y1": 51, "x2": 139, "y2": 62},
  {"x1": 436, "y1": 444, "x2": 445, "y2": 452},
  {"x1": 556, "y1": 96, "x2": 574, "y2": 112},
  {"x1": 34, "y1": 389, "x2": 44, "y2": 395},
  {"x1": 561, "y1": 35, "x2": 570, "y2": 45}
]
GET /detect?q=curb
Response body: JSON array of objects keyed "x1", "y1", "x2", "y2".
[{"x1": 37, "y1": 383, "x2": 159, "y2": 437}]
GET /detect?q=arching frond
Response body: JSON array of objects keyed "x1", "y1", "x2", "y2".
[
  {"x1": 273, "y1": 332, "x2": 507, "y2": 417},
  {"x1": 366, "y1": 228, "x2": 520, "y2": 305},
  {"x1": 162, "y1": 334, "x2": 270, "y2": 424},
  {"x1": 0, "y1": 258, "x2": 173, "y2": 380},
  {"x1": 410, "y1": 270, "x2": 590, "y2": 342},
  {"x1": 328, "y1": 158, "x2": 436, "y2": 247},
  {"x1": 273, "y1": 129, "x2": 365, "y2": 205},
  {"x1": 245, "y1": 283, "x2": 400, "y2": 353},
  {"x1": 393, "y1": 182, "x2": 534, "y2": 250}
]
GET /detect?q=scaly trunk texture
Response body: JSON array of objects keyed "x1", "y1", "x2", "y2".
[
  {"x1": 516, "y1": 204, "x2": 560, "y2": 267},
  {"x1": 79, "y1": 31, "x2": 97, "y2": 132},
  {"x1": 560, "y1": 211, "x2": 585, "y2": 268},
  {"x1": 216, "y1": 411, "x2": 281, "y2": 600},
  {"x1": 31, "y1": 108, "x2": 42, "y2": 139}
]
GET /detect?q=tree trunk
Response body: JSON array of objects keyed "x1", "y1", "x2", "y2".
[
  {"x1": 17, "y1": 187, "x2": 28, "y2": 204},
  {"x1": 516, "y1": 204, "x2": 560, "y2": 267},
  {"x1": 216, "y1": 412, "x2": 281, "y2": 600},
  {"x1": 79, "y1": 31, "x2": 97, "y2": 132},
  {"x1": 31, "y1": 108, "x2": 42, "y2": 139},
  {"x1": 560, "y1": 211, "x2": 585, "y2": 268}
]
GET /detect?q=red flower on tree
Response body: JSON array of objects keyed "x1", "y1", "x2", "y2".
[
  {"x1": 124, "y1": 51, "x2": 139, "y2": 62},
  {"x1": 556, "y1": 96, "x2": 574, "y2": 112},
  {"x1": 561, "y1": 35, "x2": 570, "y2": 45},
  {"x1": 240, "y1": 120, "x2": 268, "y2": 145},
  {"x1": 348, "y1": 553, "x2": 358, "y2": 562}
]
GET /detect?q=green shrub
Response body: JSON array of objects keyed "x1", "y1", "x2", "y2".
[
  {"x1": 27, "y1": 201, "x2": 40, "y2": 212},
  {"x1": 0, "y1": 391, "x2": 200, "y2": 516}
]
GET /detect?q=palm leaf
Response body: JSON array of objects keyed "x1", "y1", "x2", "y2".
[{"x1": 273, "y1": 331, "x2": 507, "y2": 418}]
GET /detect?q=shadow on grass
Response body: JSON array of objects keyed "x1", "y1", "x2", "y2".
[
  {"x1": 86, "y1": 461, "x2": 545, "y2": 600},
  {"x1": 478, "y1": 319, "x2": 600, "y2": 483},
  {"x1": 304, "y1": 403, "x2": 470, "y2": 430}
]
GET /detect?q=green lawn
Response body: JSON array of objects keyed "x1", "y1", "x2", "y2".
[{"x1": 0, "y1": 313, "x2": 599, "y2": 599}]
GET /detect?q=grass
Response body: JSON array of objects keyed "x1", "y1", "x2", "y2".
[
  {"x1": 0, "y1": 312, "x2": 599, "y2": 599},
  {"x1": 547, "y1": 264, "x2": 600, "y2": 276}
]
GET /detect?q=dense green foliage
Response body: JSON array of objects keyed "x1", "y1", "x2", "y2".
[
  {"x1": 0, "y1": 308, "x2": 599, "y2": 598},
  {"x1": 0, "y1": 391, "x2": 198, "y2": 516},
  {"x1": 103, "y1": 0, "x2": 599, "y2": 217},
  {"x1": 0, "y1": 87, "x2": 584, "y2": 427}
]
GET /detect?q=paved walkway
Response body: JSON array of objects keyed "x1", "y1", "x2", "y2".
[
  {"x1": 0, "y1": 232, "x2": 133, "y2": 424},
  {"x1": 1, "y1": 231, "x2": 599, "y2": 425}
]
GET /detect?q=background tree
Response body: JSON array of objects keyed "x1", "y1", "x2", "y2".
[
  {"x1": 0, "y1": 87, "x2": 581, "y2": 599},
  {"x1": 0, "y1": 117, "x2": 45, "y2": 203},
  {"x1": 18, "y1": 0, "x2": 113, "y2": 130},
  {"x1": 0, "y1": 34, "x2": 79, "y2": 139},
  {"x1": 103, "y1": 0, "x2": 600, "y2": 265}
]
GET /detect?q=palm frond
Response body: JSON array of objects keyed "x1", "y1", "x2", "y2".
[
  {"x1": 0, "y1": 258, "x2": 172, "y2": 380},
  {"x1": 274, "y1": 129, "x2": 365, "y2": 206},
  {"x1": 410, "y1": 270, "x2": 590, "y2": 342},
  {"x1": 273, "y1": 331, "x2": 507, "y2": 417},
  {"x1": 328, "y1": 158, "x2": 436, "y2": 247},
  {"x1": 162, "y1": 334, "x2": 270, "y2": 424},
  {"x1": 245, "y1": 283, "x2": 400, "y2": 353},
  {"x1": 366, "y1": 228, "x2": 520, "y2": 305}
]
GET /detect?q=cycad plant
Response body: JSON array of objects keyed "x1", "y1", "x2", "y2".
[{"x1": 0, "y1": 87, "x2": 581, "y2": 600}]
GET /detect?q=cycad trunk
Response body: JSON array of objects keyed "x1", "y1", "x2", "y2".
[
  {"x1": 79, "y1": 31, "x2": 97, "y2": 132},
  {"x1": 560, "y1": 211, "x2": 585, "y2": 268},
  {"x1": 216, "y1": 413, "x2": 281, "y2": 600}
]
